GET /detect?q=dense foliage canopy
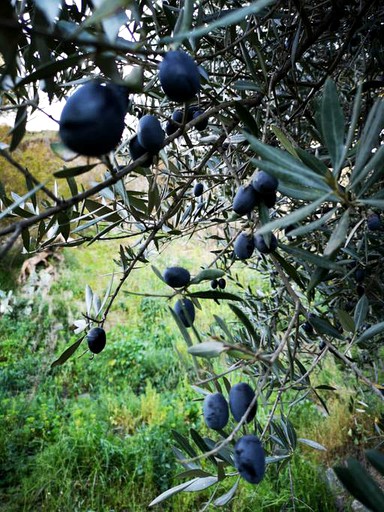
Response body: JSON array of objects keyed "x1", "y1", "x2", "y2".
[{"x1": 1, "y1": 0, "x2": 384, "y2": 509}]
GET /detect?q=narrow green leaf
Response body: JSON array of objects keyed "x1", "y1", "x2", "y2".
[
  {"x1": 271, "y1": 125, "x2": 298, "y2": 157},
  {"x1": 358, "y1": 198, "x2": 384, "y2": 210},
  {"x1": 356, "y1": 321, "x2": 384, "y2": 346},
  {"x1": 50, "y1": 141, "x2": 78, "y2": 161},
  {"x1": 148, "y1": 479, "x2": 200, "y2": 507},
  {"x1": 280, "y1": 245, "x2": 341, "y2": 270},
  {"x1": 172, "y1": 430, "x2": 198, "y2": 459},
  {"x1": 151, "y1": 265, "x2": 166, "y2": 283},
  {"x1": 233, "y1": 80, "x2": 261, "y2": 92},
  {"x1": 356, "y1": 145, "x2": 384, "y2": 195},
  {"x1": 298, "y1": 438, "x2": 327, "y2": 451},
  {"x1": 203, "y1": 438, "x2": 234, "y2": 465},
  {"x1": 17, "y1": 54, "x2": 88, "y2": 88},
  {"x1": 80, "y1": 0, "x2": 132, "y2": 31},
  {"x1": 288, "y1": 208, "x2": 336, "y2": 237},
  {"x1": 188, "y1": 291, "x2": 243, "y2": 301},
  {"x1": 255, "y1": 194, "x2": 331, "y2": 237},
  {"x1": 272, "y1": 252, "x2": 305, "y2": 290},
  {"x1": 190, "y1": 429, "x2": 218, "y2": 466},
  {"x1": 50, "y1": 336, "x2": 85, "y2": 368},
  {"x1": 334, "y1": 458, "x2": 384, "y2": 512},
  {"x1": 169, "y1": 306, "x2": 193, "y2": 348},
  {"x1": 214, "y1": 479, "x2": 239, "y2": 507},
  {"x1": 85, "y1": 284, "x2": 93, "y2": 316},
  {"x1": 72, "y1": 210, "x2": 120, "y2": 233},
  {"x1": 309, "y1": 316, "x2": 344, "y2": 340},
  {"x1": 190, "y1": 269, "x2": 225, "y2": 285},
  {"x1": 34, "y1": 0, "x2": 61, "y2": 24},
  {"x1": 85, "y1": 200, "x2": 122, "y2": 223},
  {"x1": 228, "y1": 304, "x2": 259, "y2": 343},
  {"x1": 172, "y1": 447, "x2": 200, "y2": 470},
  {"x1": 337, "y1": 309, "x2": 355, "y2": 333},
  {"x1": 21, "y1": 227, "x2": 30, "y2": 251},
  {"x1": 295, "y1": 147, "x2": 330, "y2": 177},
  {"x1": 9, "y1": 105, "x2": 27, "y2": 151},
  {"x1": 54, "y1": 164, "x2": 97, "y2": 178},
  {"x1": 188, "y1": 341, "x2": 226, "y2": 358},
  {"x1": 183, "y1": 476, "x2": 218, "y2": 492},
  {"x1": 354, "y1": 295, "x2": 369, "y2": 331},
  {"x1": 162, "y1": 0, "x2": 273, "y2": 43},
  {"x1": 321, "y1": 79, "x2": 345, "y2": 171},
  {"x1": 0, "y1": 181, "x2": 46, "y2": 222},
  {"x1": 266, "y1": 454, "x2": 291, "y2": 464},
  {"x1": 279, "y1": 183, "x2": 333, "y2": 201},
  {"x1": 239, "y1": 40, "x2": 259, "y2": 83},
  {"x1": 247, "y1": 133, "x2": 330, "y2": 188},
  {"x1": 175, "y1": 469, "x2": 212, "y2": 480},
  {"x1": 354, "y1": 99, "x2": 384, "y2": 176},
  {"x1": 366, "y1": 450, "x2": 384, "y2": 475},
  {"x1": 324, "y1": 209, "x2": 350, "y2": 256},
  {"x1": 235, "y1": 103, "x2": 259, "y2": 136}
]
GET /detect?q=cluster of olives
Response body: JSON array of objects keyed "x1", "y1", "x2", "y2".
[
  {"x1": 59, "y1": 49, "x2": 203, "y2": 158},
  {"x1": 129, "y1": 114, "x2": 165, "y2": 167},
  {"x1": 234, "y1": 231, "x2": 278, "y2": 260},
  {"x1": 211, "y1": 278, "x2": 226, "y2": 290},
  {"x1": 203, "y1": 383, "x2": 265, "y2": 484},
  {"x1": 232, "y1": 171, "x2": 279, "y2": 260},
  {"x1": 166, "y1": 105, "x2": 209, "y2": 136},
  {"x1": 233, "y1": 171, "x2": 279, "y2": 215},
  {"x1": 163, "y1": 266, "x2": 195, "y2": 328}
]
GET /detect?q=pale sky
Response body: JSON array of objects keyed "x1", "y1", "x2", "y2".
[
  {"x1": 27, "y1": 93, "x2": 65, "y2": 131},
  {"x1": 0, "y1": 92, "x2": 65, "y2": 132}
]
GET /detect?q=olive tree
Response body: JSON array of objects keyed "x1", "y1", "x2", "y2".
[{"x1": 1, "y1": 0, "x2": 384, "y2": 509}]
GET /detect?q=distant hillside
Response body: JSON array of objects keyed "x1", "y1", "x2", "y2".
[{"x1": 0, "y1": 125, "x2": 105, "y2": 197}]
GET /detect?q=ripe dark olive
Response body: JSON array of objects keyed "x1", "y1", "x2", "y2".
[
  {"x1": 203, "y1": 393, "x2": 229, "y2": 430},
  {"x1": 87, "y1": 327, "x2": 106, "y2": 354},
  {"x1": 319, "y1": 340, "x2": 326, "y2": 350},
  {"x1": 187, "y1": 105, "x2": 199, "y2": 121},
  {"x1": 229, "y1": 382, "x2": 257, "y2": 423},
  {"x1": 252, "y1": 171, "x2": 279, "y2": 194},
  {"x1": 192, "y1": 110, "x2": 209, "y2": 131},
  {"x1": 129, "y1": 135, "x2": 154, "y2": 167},
  {"x1": 254, "y1": 233, "x2": 278, "y2": 254},
  {"x1": 174, "y1": 298, "x2": 195, "y2": 327},
  {"x1": 159, "y1": 50, "x2": 201, "y2": 103},
  {"x1": 345, "y1": 300, "x2": 355, "y2": 312},
  {"x1": 137, "y1": 114, "x2": 165, "y2": 154},
  {"x1": 166, "y1": 110, "x2": 184, "y2": 135},
  {"x1": 233, "y1": 185, "x2": 260, "y2": 216},
  {"x1": 194, "y1": 183, "x2": 204, "y2": 197},
  {"x1": 59, "y1": 81, "x2": 128, "y2": 156},
  {"x1": 262, "y1": 191, "x2": 277, "y2": 208},
  {"x1": 234, "y1": 435, "x2": 266, "y2": 484},
  {"x1": 211, "y1": 279, "x2": 218, "y2": 289},
  {"x1": 354, "y1": 268, "x2": 365, "y2": 283},
  {"x1": 356, "y1": 285, "x2": 365, "y2": 297},
  {"x1": 163, "y1": 266, "x2": 191, "y2": 288},
  {"x1": 302, "y1": 321, "x2": 314, "y2": 334},
  {"x1": 234, "y1": 232, "x2": 255, "y2": 260},
  {"x1": 218, "y1": 278, "x2": 226, "y2": 289},
  {"x1": 367, "y1": 213, "x2": 381, "y2": 231},
  {"x1": 173, "y1": 110, "x2": 184, "y2": 123}
]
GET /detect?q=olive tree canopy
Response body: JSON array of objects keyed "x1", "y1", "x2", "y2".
[{"x1": 1, "y1": 0, "x2": 384, "y2": 508}]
